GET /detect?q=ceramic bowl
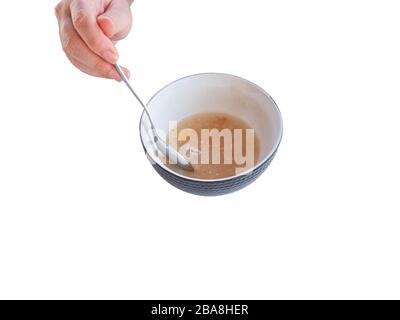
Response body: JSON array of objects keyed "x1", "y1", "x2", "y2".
[{"x1": 139, "y1": 73, "x2": 283, "y2": 196}]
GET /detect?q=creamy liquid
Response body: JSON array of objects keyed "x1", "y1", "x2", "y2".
[{"x1": 166, "y1": 112, "x2": 259, "y2": 179}]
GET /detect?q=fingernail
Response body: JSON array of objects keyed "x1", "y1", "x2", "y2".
[
  {"x1": 106, "y1": 66, "x2": 118, "y2": 80},
  {"x1": 126, "y1": 69, "x2": 131, "y2": 79},
  {"x1": 108, "y1": 72, "x2": 121, "y2": 82},
  {"x1": 103, "y1": 50, "x2": 118, "y2": 64}
]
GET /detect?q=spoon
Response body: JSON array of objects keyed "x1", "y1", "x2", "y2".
[{"x1": 114, "y1": 64, "x2": 194, "y2": 171}]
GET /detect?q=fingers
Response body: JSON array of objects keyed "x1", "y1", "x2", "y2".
[
  {"x1": 55, "y1": 0, "x2": 132, "y2": 81},
  {"x1": 69, "y1": 56, "x2": 130, "y2": 81},
  {"x1": 59, "y1": 17, "x2": 130, "y2": 81},
  {"x1": 97, "y1": 0, "x2": 133, "y2": 40},
  {"x1": 69, "y1": 0, "x2": 118, "y2": 64}
]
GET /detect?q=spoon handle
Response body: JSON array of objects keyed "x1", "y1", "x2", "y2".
[
  {"x1": 114, "y1": 64, "x2": 156, "y2": 130},
  {"x1": 114, "y1": 64, "x2": 194, "y2": 171}
]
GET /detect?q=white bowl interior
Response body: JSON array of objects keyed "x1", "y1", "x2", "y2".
[{"x1": 140, "y1": 73, "x2": 282, "y2": 175}]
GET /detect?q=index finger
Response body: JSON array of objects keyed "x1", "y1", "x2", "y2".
[{"x1": 70, "y1": 0, "x2": 118, "y2": 64}]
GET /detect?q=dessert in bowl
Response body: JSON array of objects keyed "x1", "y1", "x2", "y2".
[{"x1": 139, "y1": 73, "x2": 283, "y2": 196}]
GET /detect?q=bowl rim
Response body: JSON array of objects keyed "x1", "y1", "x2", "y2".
[{"x1": 139, "y1": 72, "x2": 283, "y2": 183}]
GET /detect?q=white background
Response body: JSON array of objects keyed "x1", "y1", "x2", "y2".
[{"x1": 0, "y1": 0, "x2": 399, "y2": 299}]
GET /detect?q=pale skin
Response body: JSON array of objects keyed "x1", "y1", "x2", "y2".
[{"x1": 55, "y1": 0, "x2": 134, "y2": 81}]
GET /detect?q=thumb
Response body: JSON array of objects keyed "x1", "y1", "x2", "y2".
[{"x1": 97, "y1": 1, "x2": 132, "y2": 40}]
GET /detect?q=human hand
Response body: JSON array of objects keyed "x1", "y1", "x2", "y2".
[{"x1": 55, "y1": 0, "x2": 133, "y2": 80}]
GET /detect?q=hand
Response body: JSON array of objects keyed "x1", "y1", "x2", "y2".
[{"x1": 55, "y1": 0, "x2": 133, "y2": 81}]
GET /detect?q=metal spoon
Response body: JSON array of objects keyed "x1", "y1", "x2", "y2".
[{"x1": 114, "y1": 64, "x2": 194, "y2": 171}]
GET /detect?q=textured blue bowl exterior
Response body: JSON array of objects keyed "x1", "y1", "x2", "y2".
[{"x1": 147, "y1": 150, "x2": 277, "y2": 196}]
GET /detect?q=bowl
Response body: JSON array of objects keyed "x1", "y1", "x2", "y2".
[{"x1": 139, "y1": 73, "x2": 283, "y2": 196}]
